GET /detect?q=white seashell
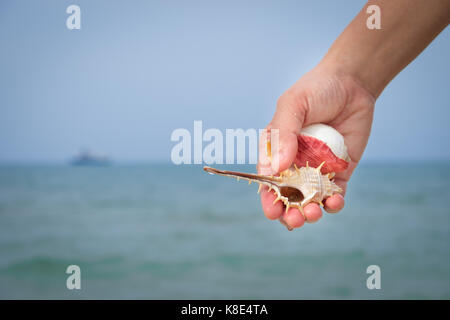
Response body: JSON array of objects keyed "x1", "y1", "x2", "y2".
[{"x1": 300, "y1": 124, "x2": 350, "y2": 162}]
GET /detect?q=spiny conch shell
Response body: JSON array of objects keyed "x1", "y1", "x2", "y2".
[
  {"x1": 203, "y1": 124, "x2": 349, "y2": 231},
  {"x1": 203, "y1": 162, "x2": 342, "y2": 230}
]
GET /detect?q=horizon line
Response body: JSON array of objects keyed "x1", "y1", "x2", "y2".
[{"x1": 0, "y1": 158, "x2": 449, "y2": 166}]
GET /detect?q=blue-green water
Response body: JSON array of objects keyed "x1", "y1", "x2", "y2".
[{"x1": 0, "y1": 163, "x2": 449, "y2": 299}]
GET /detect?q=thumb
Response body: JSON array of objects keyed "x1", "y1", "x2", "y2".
[
  {"x1": 269, "y1": 129, "x2": 298, "y2": 173},
  {"x1": 268, "y1": 95, "x2": 306, "y2": 173}
]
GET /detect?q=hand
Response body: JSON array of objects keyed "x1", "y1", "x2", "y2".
[
  {"x1": 257, "y1": 64, "x2": 375, "y2": 229},
  {"x1": 256, "y1": 0, "x2": 449, "y2": 230}
]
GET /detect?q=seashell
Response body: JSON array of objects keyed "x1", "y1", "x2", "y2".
[
  {"x1": 204, "y1": 161, "x2": 342, "y2": 230},
  {"x1": 297, "y1": 124, "x2": 350, "y2": 174}
]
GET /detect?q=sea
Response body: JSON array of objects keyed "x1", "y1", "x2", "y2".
[{"x1": 0, "y1": 162, "x2": 449, "y2": 299}]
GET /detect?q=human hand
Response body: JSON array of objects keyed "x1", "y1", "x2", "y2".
[
  {"x1": 256, "y1": 0, "x2": 449, "y2": 230},
  {"x1": 257, "y1": 64, "x2": 375, "y2": 229}
]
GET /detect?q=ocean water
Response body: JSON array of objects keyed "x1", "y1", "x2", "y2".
[{"x1": 0, "y1": 162, "x2": 449, "y2": 299}]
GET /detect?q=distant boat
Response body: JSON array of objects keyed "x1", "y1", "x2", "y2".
[{"x1": 70, "y1": 149, "x2": 111, "y2": 166}]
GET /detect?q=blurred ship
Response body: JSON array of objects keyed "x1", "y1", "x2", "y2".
[{"x1": 70, "y1": 149, "x2": 111, "y2": 166}]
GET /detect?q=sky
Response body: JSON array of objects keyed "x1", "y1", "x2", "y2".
[{"x1": 0, "y1": 0, "x2": 449, "y2": 163}]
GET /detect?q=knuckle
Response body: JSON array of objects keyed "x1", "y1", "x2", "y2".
[{"x1": 276, "y1": 90, "x2": 295, "y2": 109}]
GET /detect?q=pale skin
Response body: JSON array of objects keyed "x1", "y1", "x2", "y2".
[{"x1": 258, "y1": 0, "x2": 450, "y2": 229}]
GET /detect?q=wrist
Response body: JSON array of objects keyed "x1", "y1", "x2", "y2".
[
  {"x1": 318, "y1": 51, "x2": 382, "y2": 101},
  {"x1": 315, "y1": 57, "x2": 378, "y2": 108}
]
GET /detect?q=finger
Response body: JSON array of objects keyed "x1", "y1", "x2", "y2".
[
  {"x1": 324, "y1": 194, "x2": 345, "y2": 213},
  {"x1": 333, "y1": 169, "x2": 352, "y2": 196},
  {"x1": 271, "y1": 92, "x2": 306, "y2": 136},
  {"x1": 260, "y1": 188, "x2": 283, "y2": 220},
  {"x1": 303, "y1": 203, "x2": 323, "y2": 223},
  {"x1": 268, "y1": 92, "x2": 306, "y2": 174},
  {"x1": 270, "y1": 129, "x2": 298, "y2": 173},
  {"x1": 282, "y1": 207, "x2": 305, "y2": 229}
]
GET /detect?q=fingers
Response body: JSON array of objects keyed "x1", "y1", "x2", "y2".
[
  {"x1": 303, "y1": 203, "x2": 323, "y2": 222},
  {"x1": 278, "y1": 204, "x2": 322, "y2": 230},
  {"x1": 323, "y1": 194, "x2": 345, "y2": 213},
  {"x1": 260, "y1": 188, "x2": 283, "y2": 220},
  {"x1": 270, "y1": 130, "x2": 298, "y2": 173},
  {"x1": 260, "y1": 188, "x2": 325, "y2": 228},
  {"x1": 271, "y1": 91, "x2": 306, "y2": 136},
  {"x1": 258, "y1": 91, "x2": 306, "y2": 175},
  {"x1": 281, "y1": 204, "x2": 324, "y2": 229},
  {"x1": 257, "y1": 128, "x2": 299, "y2": 175},
  {"x1": 261, "y1": 189, "x2": 345, "y2": 229},
  {"x1": 283, "y1": 208, "x2": 305, "y2": 229}
]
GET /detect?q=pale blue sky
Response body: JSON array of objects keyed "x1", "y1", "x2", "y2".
[{"x1": 0, "y1": 0, "x2": 449, "y2": 163}]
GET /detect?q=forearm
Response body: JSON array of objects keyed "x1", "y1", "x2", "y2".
[{"x1": 320, "y1": 0, "x2": 450, "y2": 98}]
